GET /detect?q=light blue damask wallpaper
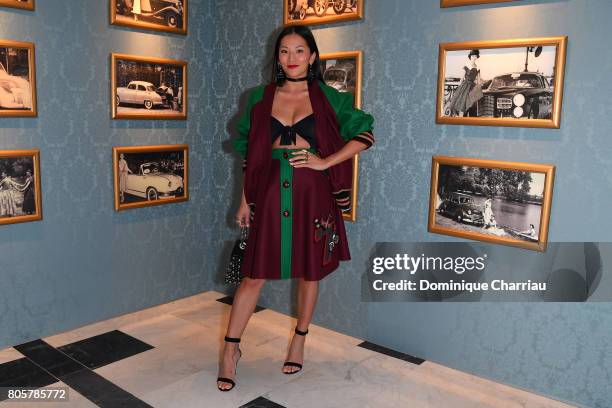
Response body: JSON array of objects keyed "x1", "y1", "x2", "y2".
[
  {"x1": 209, "y1": 1, "x2": 612, "y2": 407},
  {"x1": 1, "y1": 0, "x2": 611, "y2": 407},
  {"x1": 0, "y1": 1, "x2": 214, "y2": 347}
]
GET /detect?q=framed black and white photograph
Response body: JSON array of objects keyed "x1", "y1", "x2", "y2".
[
  {"x1": 111, "y1": 53, "x2": 187, "y2": 120},
  {"x1": 0, "y1": 39, "x2": 37, "y2": 117},
  {"x1": 436, "y1": 37, "x2": 567, "y2": 128},
  {"x1": 0, "y1": 149, "x2": 42, "y2": 226},
  {"x1": 0, "y1": 0, "x2": 34, "y2": 11},
  {"x1": 320, "y1": 51, "x2": 362, "y2": 222},
  {"x1": 113, "y1": 144, "x2": 188, "y2": 211},
  {"x1": 110, "y1": 0, "x2": 187, "y2": 35},
  {"x1": 441, "y1": 0, "x2": 519, "y2": 7},
  {"x1": 284, "y1": 0, "x2": 363, "y2": 27},
  {"x1": 428, "y1": 156, "x2": 555, "y2": 252}
]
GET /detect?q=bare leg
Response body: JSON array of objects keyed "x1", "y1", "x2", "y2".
[
  {"x1": 283, "y1": 278, "x2": 319, "y2": 373},
  {"x1": 217, "y1": 277, "x2": 266, "y2": 390}
]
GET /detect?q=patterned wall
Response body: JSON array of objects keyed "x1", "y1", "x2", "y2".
[
  {"x1": 209, "y1": 1, "x2": 612, "y2": 407},
  {"x1": 1, "y1": 1, "x2": 611, "y2": 407},
  {"x1": 0, "y1": 0, "x2": 214, "y2": 348}
]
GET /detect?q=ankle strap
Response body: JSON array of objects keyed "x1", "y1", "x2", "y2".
[
  {"x1": 295, "y1": 327, "x2": 308, "y2": 336},
  {"x1": 224, "y1": 336, "x2": 241, "y2": 343}
]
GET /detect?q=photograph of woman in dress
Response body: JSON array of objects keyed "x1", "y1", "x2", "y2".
[
  {"x1": 448, "y1": 49, "x2": 483, "y2": 117},
  {"x1": 218, "y1": 25, "x2": 375, "y2": 391},
  {"x1": 0, "y1": 170, "x2": 18, "y2": 217},
  {"x1": 20, "y1": 169, "x2": 35, "y2": 215}
]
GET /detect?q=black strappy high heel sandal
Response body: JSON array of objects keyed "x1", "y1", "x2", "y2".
[
  {"x1": 282, "y1": 327, "x2": 308, "y2": 374},
  {"x1": 217, "y1": 336, "x2": 242, "y2": 391}
]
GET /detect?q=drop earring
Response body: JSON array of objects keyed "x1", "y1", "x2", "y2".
[
  {"x1": 276, "y1": 62, "x2": 286, "y2": 83},
  {"x1": 307, "y1": 63, "x2": 315, "y2": 83}
]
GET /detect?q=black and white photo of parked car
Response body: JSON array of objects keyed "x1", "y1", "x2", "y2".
[
  {"x1": 113, "y1": 144, "x2": 188, "y2": 211},
  {"x1": 428, "y1": 156, "x2": 555, "y2": 252},
  {"x1": 0, "y1": 149, "x2": 41, "y2": 226},
  {"x1": 320, "y1": 51, "x2": 362, "y2": 222},
  {"x1": 0, "y1": 40, "x2": 36, "y2": 117},
  {"x1": 284, "y1": 0, "x2": 363, "y2": 26},
  {"x1": 436, "y1": 37, "x2": 567, "y2": 128},
  {"x1": 111, "y1": 0, "x2": 186, "y2": 34},
  {"x1": 0, "y1": 0, "x2": 34, "y2": 11},
  {"x1": 111, "y1": 54, "x2": 187, "y2": 120}
]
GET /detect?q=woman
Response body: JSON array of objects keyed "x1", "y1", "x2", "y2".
[
  {"x1": 20, "y1": 169, "x2": 35, "y2": 215},
  {"x1": 118, "y1": 153, "x2": 132, "y2": 203},
  {"x1": 482, "y1": 197, "x2": 493, "y2": 229},
  {"x1": 449, "y1": 49, "x2": 482, "y2": 117},
  {"x1": 217, "y1": 25, "x2": 375, "y2": 391},
  {"x1": 0, "y1": 171, "x2": 19, "y2": 217}
]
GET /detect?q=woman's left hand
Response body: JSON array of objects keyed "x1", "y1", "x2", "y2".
[{"x1": 289, "y1": 150, "x2": 328, "y2": 171}]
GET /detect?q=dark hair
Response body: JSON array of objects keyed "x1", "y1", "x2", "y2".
[
  {"x1": 272, "y1": 25, "x2": 323, "y2": 86},
  {"x1": 468, "y1": 49, "x2": 480, "y2": 59}
]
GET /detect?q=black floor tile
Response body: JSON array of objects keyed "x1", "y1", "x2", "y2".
[
  {"x1": 239, "y1": 396, "x2": 286, "y2": 408},
  {"x1": 13, "y1": 339, "x2": 84, "y2": 378},
  {"x1": 61, "y1": 368, "x2": 152, "y2": 408},
  {"x1": 358, "y1": 341, "x2": 425, "y2": 365},
  {"x1": 58, "y1": 330, "x2": 154, "y2": 370},
  {"x1": 217, "y1": 295, "x2": 266, "y2": 313},
  {"x1": 0, "y1": 357, "x2": 58, "y2": 400}
]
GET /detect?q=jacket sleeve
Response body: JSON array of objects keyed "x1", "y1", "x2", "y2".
[
  {"x1": 323, "y1": 83, "x2": 375, "y2": 149},
  {"x1": 233, "y1": 86, "x2": 265, "y2": 169}
]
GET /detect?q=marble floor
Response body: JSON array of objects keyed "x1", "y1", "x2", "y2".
[{"x1": 0, "y1": 291, "x2": 575, "y2": 408}]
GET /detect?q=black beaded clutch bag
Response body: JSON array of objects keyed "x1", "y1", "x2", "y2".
[{"x1": 226, "y1": 227, "x2": 248, "y2": 285}]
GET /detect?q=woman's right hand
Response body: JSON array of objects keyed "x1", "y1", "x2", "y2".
[{"x1": 235, "y1": 201, "x2": 250, "y2": 228}]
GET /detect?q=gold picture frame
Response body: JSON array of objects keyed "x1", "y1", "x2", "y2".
[
  {"x1": 284, "y1": 0, "x2": 364, "y2": 27},
  {"x1": 110, "y1": 0, "x2": 187, "y2": 35},
  {"x1": 0, "y1": 39, "x2": 37, "y2": 117},
  {"x1": 441, "y1": 0, "x2": 519, "y2": 7},
  {"x1": 111, "y1": 53, "x2": 187, "y2": 120},
  {"x1": 436, "y1": 36, "x2": 567, "y2": 128},
  {"x1": 0, "y1": 149, "x2": 42, "y2": 226},
  {"x1": 320, "y1": 50, "x2": 363, "y2": 222},
  {"x1": 428, "y1": 156, "x2": 555, "y2": 252},
  {"x1": 0, "y1": 0, "x2": 34, "y2": 11},
  {"x1": 113, "y1": 144, "x2": 189, "y2": 211}
]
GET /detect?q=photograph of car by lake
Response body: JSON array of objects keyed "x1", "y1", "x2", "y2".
[
  {"x1": 0, "y1": 40, "x2": 36, "y2": 117},
  {"x1": 113, "y1": 145, "x2": 188, "y2": 211},
  {"x1": 440, "y1": 0, "x2": 520, "y2": 7},
  {"x1": 428, "y1": 156, "x2": 555, "y2": 252},
  {"x1": 284, "y1": 0, "x2": 363, "y2": 26},
  {"x1": 320, "y1": 51, "x2": 362, "y2": 222},
  {"x1": 110, "y1": 0, "x2": 186, "y2": 34},
  {"x1": 0, "y1": 149, "x2": 41, "y2": 226},
  {"x1": 436, "y1": 37, "x2": 567, "y2": 128},
  {"x1": 111, "y1": 54, "x2": 186, "y2": 120},
  {"x1": 0, "y1": 0, "x2": 34, "y2": 11}
]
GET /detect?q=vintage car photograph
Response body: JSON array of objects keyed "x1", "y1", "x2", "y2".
[
  {"x1": 110, "y1": 0, "x2": 187, "y2": 34},
  {"x1": 436, "y1": 37, "x2": 567, "y2": 128},
  {"x1": 428, "y1": 156, "x2": 555, "y2": 252},
  {"x1": 320, "y1": 51, "x2": 363, "y2": 222},
  {"x1": 0, "y1": 40, "x2": 36, "y2": 117},
  {"x1": 111, "y1": 53, "x2": 187, "y2": 120},
  {"x1": 113, "y1": 144, "x2": 188, "y2": 211},
  {"x1": 0, "y1": 0, "x2": 34, "y2": 11},
  {"x1": 440, "y1": 0, "x2": 520, "y2": 7},
  {"x1": 0, "y1": 149, "x2": 42, "y2": 226},
  {"x1": 284, "y1": 0, "x2": 363, "y2": 26}
]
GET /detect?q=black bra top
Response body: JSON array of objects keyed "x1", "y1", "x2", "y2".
[{"x1": 271, "y1": 114, "x2": 316, "y2": 149}]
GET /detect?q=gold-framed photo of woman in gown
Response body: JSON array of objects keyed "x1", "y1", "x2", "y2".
[
  {"x1": 320, "y1": 50, "x2": 362, "y2": 222},
  {"x1": 113, "y1": 144, "x2": 188, "y2": 211},
  {"x1": 284, "y1": 0, "x2": 363, "y2": 27},
  {"x1": 0, "y1": 0, "x2": 34, "y2": 11},
  {"x1": 110, "y1": 0, "x2": 187, "y2": 35},
  {"x1": 0, "y1": 39, "x2": 37, "y2": 117},
  {"x1": 111, "y1": 53, "x2": 187, "y2": 120},
  {"x1": 440, "y1": 0, "x2": 520, "y2": 7},
  {"x1": 428, "y1": 156, "x2": 555, "y2": 252},
  {"x1": 0, "y1": 149, "x2": 42, "y2": 226},
  {"x1": 436, "y1": 37, "x2": 567, "y2": 129}
]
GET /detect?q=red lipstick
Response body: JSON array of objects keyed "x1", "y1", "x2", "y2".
[{"x1": 288, "y1": 64, "x2": 299, "y2": 69}]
